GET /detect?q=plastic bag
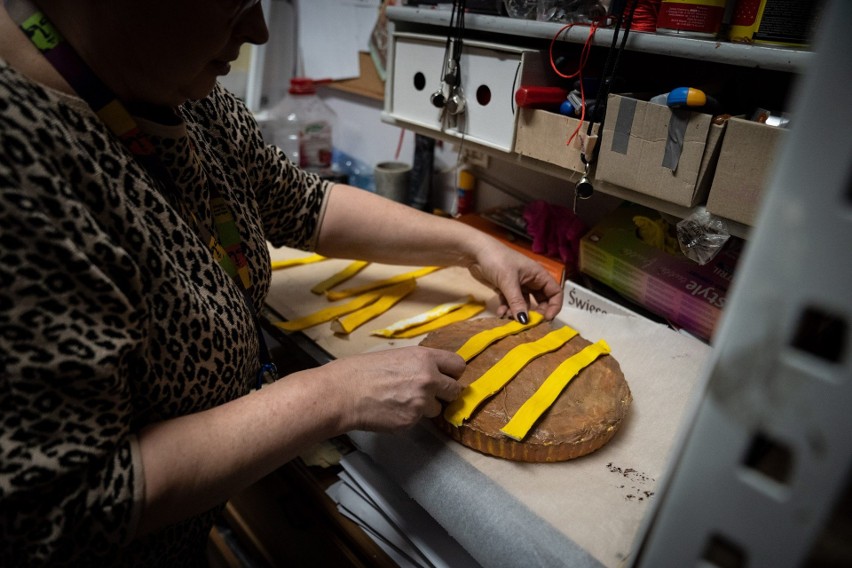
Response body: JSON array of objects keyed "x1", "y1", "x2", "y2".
[{"x1": 677, "y1": 207, "x2": 730, "y2": 265}]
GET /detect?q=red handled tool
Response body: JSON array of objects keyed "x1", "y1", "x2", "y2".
[{"x1": 514, "y1": 86, "x2": 569, "y2": 108}]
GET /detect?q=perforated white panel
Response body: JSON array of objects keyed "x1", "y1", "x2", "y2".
[{"x1": 633, "y1": 2, "x2": 852, "y2": 566}]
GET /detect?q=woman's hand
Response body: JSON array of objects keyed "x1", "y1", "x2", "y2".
[
  {"x1": 465, "y1": 237, "x2": 564, "y2": 323},
  {"x1": 316, "y1": 184, "x2": 563, "y2": 322},
  {"x1": 321, "y1": 346, "x2": 466, "y2": 432}
]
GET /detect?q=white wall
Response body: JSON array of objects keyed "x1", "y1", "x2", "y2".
[{"x1": 250, "y1": 0, "x2": 617, "y2": 222}]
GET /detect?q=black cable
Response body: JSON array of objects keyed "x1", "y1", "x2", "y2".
[
  {"x1": 439, "y1": 0, "x2": 465, "y2": 89},
  {"x1": 583, "y1": 0, "x2": 639, "y2": 164},
  {"x1": 452, "y1": 0, "x2": 466, "y2": 85},
  {"x1": 511, "y1": 60, "x2": 522, "y2": 115}
]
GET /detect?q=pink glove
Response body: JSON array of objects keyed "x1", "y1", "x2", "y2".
[{"x1": 523, "y1": 200, "x2": 588, "y2": 269}]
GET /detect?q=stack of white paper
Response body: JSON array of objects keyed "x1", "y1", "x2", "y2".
[{"x1": 326, "y1": 451, "x2": 482, "y2": 568}]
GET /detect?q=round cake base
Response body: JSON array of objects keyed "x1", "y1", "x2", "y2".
[{"x1": 421, "y1": 317, "x2": 632, "y2": 463}]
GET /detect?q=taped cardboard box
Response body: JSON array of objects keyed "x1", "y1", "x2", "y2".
[
  {"x1": 579, "y1": 203, "x2": 743, "y2": 342},
  {"x1": 706, "y1": 117, "x2": 787, "y2": 226},
  {"x1": 514, "y1": 108, "x2": 599, "y2": 173},
  {"x1": 596, "y1": 94, "x2": 725, "y2": 207}
]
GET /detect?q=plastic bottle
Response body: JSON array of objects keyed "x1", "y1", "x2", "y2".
[
  {"x1": 456, "y1": 169, "x2": 476, "y2": 216},
  {"x1": 271, "y1": 77, "x2": 336, "y2": 174}
]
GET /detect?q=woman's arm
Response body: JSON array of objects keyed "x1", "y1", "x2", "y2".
[
  {"x1": 315, "y1": 184, "x2": 564, "y2": 321},
  {"x1": 135, "y1": 346, "x2": 464, "y2": 535}
]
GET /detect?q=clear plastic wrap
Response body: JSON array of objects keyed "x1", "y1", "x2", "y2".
[{"x1": 677, "y1": 207, "x2": 731, "y2": 265}]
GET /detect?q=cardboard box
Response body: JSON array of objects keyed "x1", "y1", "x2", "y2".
[
  {"x1": 579, "y1": 203, "x2": 742, "y2": 341},
  {"x1": 514, "y1": 109, "x2": 599, "y2": 173},
  {"x1": 562, "y1": 279, "x2": 641, "y2": 318},
  {"x1": 596, "y1": 94, "x2": 725, "y2": 207},
  {"x1": 706, "y1": 117, "x2": 787, "y2": 226}
]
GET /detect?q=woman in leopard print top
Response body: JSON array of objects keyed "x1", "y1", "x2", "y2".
[{"x1": 0, "y1": 1, "x2": 564, "y2": 565}]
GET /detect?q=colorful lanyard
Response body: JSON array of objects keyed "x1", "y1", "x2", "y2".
[{"x1": 13, "y1": 2, "x2": 277, "y2": 388}]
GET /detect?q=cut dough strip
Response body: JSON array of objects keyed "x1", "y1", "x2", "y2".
[
  {"x1": 311, "y1": 260, "x2": 370, "y2": 294},
  {"x1": 377, "y1": 302, "x2": 486, "y2": 339},
  {"x1": 274, "y1": 290, "x2": 382, "y2": 331},
  {"x1": 325, "y1": 266, "x2": 440, "y2": 301},
  {"x1": 331, "y1": 279, "x2": 417, "y2": 335},
  {"x1": 455, "y1": 311, "x2": 544, "y2": 362},
  {"x1": 370, "y1": 295, "x2": 481, "y2": 338},
  {"x1": 270, "y1": 253, "x2": 326, "y2": 270},
  {"x1": 500, "y1": 339, "x2": 611, "y2": 441},
  {"x1": 444, "y1": 325, "x2": 579, "y2": 427}
]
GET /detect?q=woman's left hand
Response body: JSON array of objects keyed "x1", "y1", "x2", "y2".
[
  {"x1": 316, "y1": 185, "x2": 564, "y2": 320},
  {"x1": 465, "y1": 237, "x2": 564, "y2": 322}
]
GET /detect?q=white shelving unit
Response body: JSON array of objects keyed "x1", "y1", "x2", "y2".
[
  {"x1": 634, "y1": 1, "x2": 852, "y2": 565},
  {"x1": 388, "y1": 6, "x2": 812, "y2": 73},
  {"x1": 383, "y1": 6, "x2": 809, "y2": 239}
]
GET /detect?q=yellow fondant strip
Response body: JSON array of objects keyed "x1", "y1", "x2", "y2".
[
  {"x1": 371, "y1": 295, "x2": 474, "y2": 337},
  {"x1": 325, "y1": 266, "x2": 441, "y2": 301},
  {"x1": 273, "y1": 290, "x2": 381, "y2": 332},
  {"x1": 455, "y1": 311, "x2": 544, "y2": 362},
  {"x1": 444, "y1": 325, "x2": 579, "y2": 427},
  {"x1": 375, "y1": 301, "x2": 486, "y2": 339},
  {"x1": 271, "y1": 253, "x2": 326, "y2": 270},
  {"x1": 311, "y1": 260, "x2": 370, "y2": 294},
  {"x1": 331, "y1": 279, "x2": 417, "y2": 335},
  {"x1": 500, "y1": 340, "x2": 611, "y2": 441}
]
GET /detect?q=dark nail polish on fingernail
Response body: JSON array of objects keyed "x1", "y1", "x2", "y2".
[{"x1": 518, "y1": 312, "x2": 529, "y2": 325}]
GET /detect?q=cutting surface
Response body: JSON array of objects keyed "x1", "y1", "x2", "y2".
[
  {"x1": 266, "y1": 246, "x2": 500, "y2": 358},
  {"x1": 266, "y1": 245, "x2": 712, "y2": 567}
]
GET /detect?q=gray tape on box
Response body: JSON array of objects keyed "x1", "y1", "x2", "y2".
[
  {"x1": 663, "y1": 109, "x2": 690, "y2": 172},
  {"x1": 611, "y1": 96, "x2": 636, "y2": 154}
]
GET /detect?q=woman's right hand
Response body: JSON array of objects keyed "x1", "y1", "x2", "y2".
[{"x1": 317, "y1": 346, "x2": 466, "y2": 433}]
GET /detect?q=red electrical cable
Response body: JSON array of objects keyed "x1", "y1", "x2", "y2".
[
  {"x1": 394, "y1": 127, "x2": 406, "y2": 161},
  {"x1": 548, "y1": 21, "x2": 600, "y2": 149}
]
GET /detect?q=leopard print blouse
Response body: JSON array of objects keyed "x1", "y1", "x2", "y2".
[{"x1": 0, "y1": 60, "x2": 331, "y2": 566}]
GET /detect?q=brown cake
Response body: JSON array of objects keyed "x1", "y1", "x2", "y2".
[{"x1": 420, "y1": 317, "x2": 632, "y2": 462}]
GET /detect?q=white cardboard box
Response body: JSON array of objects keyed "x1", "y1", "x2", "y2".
[
  {"x1": 388, "y1": 33, "x2": 543, "y2": 152},
  {"x1": 563, "y1": 279, "x2": 641, "y2": 318}
]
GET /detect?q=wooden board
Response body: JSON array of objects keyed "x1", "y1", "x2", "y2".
[{"x1": 265, "y1": 246, "x2": 499, "y2": 359}]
